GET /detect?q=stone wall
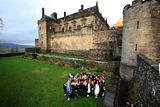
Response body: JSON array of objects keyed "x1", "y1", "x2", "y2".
[
  {"x1": 133, "y1": 54, "x2": 160, "y2": 106},
  {"x1": 51, "y1": 49, "x2": 89, "y2": 57},
  {"x1": 93, "y1": 30, "x2": 115, "y2": 50},
  {"x1": 50, "y1": 34, "x2": 94, "y2": 51},
  {"x1": 110, "y1": 28, "x2": 122, "y2": 57},
  {"x1": 48, "y1": 14, "x2": 111, "y2": 51},
  {"x1": 48, "y1": 29, "x2": 116, "y2": 60}
]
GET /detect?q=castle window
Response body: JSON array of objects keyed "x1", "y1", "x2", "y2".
[
  {"x1": 77, "y1": 25, "x2": 81, "y2": 30},
  {"x1": 59, "y1": 25, "x2": 62, "y2": 31},
  {"x1": 72, "y1": 20, "x2": 77, "y2": 30},
  {"x1": 91, "y1": 21, "x2": 94, "y2": 25},
  {"x1": 49, "y1": 26, "x2": 52, "y2": 30},
  {"x1": 135, "y1": 44, "x2": 138, "y2": 51},
  {"x1": 73, "y1": 23, "x2": 76, "y2": 30},
  {"x1": 137, "y1": 21, "x2": 139, "y2": 29},
  {"x1": 62, "y1": 28, "x2": 64, "y2": 32},
  {"x1": 69, "y1": 26, "x2": 72, "y2": 31},
  {"x1": 81, "y1": 18, "x2": 86, "y2": 26},
  {"x1": 95, "y1": 18, "x2": 97, "y2": 24},
  {"x1": 91, "y1": 21, "x2": 94, "y2": 28},
  {"x1": 41, "y1": 41, "x2": 43, "y2": 46},
  {"x1": 65, "y1": 23, "x2": 68, "y2": 31},
  {"x1": 53, "y1": 28, "x2": 55, "y2": 32}
]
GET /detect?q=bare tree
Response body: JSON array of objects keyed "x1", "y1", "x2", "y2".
[
  {"x1": 0, "y1": 18, "x2": 4, "y2": 49},
  {"x1": 0, "y1": 18, "x2": 4, "y2": 30}
]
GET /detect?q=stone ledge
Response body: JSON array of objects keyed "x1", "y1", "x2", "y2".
[{"x1": 137, "y1": 54, "x2": 159, "y2": 73}]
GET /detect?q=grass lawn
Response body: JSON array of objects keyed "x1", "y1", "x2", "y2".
[{"x1": 0, "y1": 56, "x2": 106, "y2": 107}]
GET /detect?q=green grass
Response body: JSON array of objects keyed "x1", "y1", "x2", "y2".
[{"x1": 0, "y1": 56, "x2": 103, "y2": 107}]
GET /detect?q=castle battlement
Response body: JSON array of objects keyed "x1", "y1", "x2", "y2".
[{"x1": 123, "y1": 0, "x2": 159, "y2": 12}]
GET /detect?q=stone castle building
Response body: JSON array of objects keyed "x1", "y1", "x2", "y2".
[
  {"x1": 116, "y1": 1, "x2": 160, "y2": 106},
  {"x1": 35, "y1": 3, "x2": 121, "y2": 60},
  {"x1": 120, "y1": 0, "x2": 160, "y2": 80}
]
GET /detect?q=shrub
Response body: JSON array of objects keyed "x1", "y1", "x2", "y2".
[
  {"x1": 0, "y1": 53, "x2": 25, "y2": 57},
  {"x1": 32, "y1": 53, "x2": 38, "y2": 59},
  {"x1": 104, "y1": 49, "x2": 113, "y2": 61},
  {"x1": 64, "y1": 62, "x2": 72, "y2": 69},
  {"x1": 89, "y1": 67, "x2": 98, "y2": 73},
  {"x1": 54, "y1": 61, "x2": 65, "y2": 66},
  {"x1": 72, "y1": 61, "x2": 82, "y2": 69},
  {"x1": 25, "y1": 48, "x2": 40, "y2": 53}
]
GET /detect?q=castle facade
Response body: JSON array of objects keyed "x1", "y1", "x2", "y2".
[{"x1": 35, "y1": 3, "x2": 121, "y2": 59}]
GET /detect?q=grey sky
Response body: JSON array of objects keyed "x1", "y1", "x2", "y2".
[{"x1": 0, "y1": 0, "x2": 133, "y2": 45}]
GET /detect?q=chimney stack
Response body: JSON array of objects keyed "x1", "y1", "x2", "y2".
[
  {"x1": 42, "y1": 8, "x2": 45, "y2": 16},
  {"x1": 64, "y1": 12, "x2": 66, "y2": 17},
  {"x1": 81, "y1": 4, "x2": 84, "y2": 10},
  {"x1": 51, "y1": 12, "x2": 57, "y2": 19},
  {"x1": 96, "y1": 1, "x2": 98, "y2": 7},
  {"x1": 106, "y1": 18, "x2": 108, "y2": 23}
]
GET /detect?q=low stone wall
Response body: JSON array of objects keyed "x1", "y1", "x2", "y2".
[
  {"x1": 50, "y1": 49, "x2": 115, "y2": 61},
  {"x1": 50, "y1": 49, "x2": 89, "y2": 58},
  {"x1": 133, "y1": 54, "x2": 160, "y2": 106}
]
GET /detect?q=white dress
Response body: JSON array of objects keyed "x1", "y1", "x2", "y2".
[
  {"x1": 87, "y1": 83, "x2": 91, "y2": 93},
  {"x1": 94, "y1": 84, "x2": 99, "y2": 95}
]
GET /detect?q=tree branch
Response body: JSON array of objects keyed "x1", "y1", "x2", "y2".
[{"x1": 0, "y1": 18, "x2": 4, "y2": 30}]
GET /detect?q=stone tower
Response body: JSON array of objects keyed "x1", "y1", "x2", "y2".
[
  {"x1": 37, "y1": 8, "x2": 49, "y2": 51},
  {"x1": 120, "y1": 0, "x2": 160, "y2": 80}
]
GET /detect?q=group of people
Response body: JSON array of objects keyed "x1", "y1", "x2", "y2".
[{"x1": 63, "y1": 72, "x2": 106, "y2": 101}]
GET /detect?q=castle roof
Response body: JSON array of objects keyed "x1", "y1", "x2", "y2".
[
  {"x1": 40, "y1": 3, "x2": 108, "y2": 28},
  {"x1": 57, "y1": 5, "x2": 99, "y2": 21},
  {"x1": 57, "y1": 5, "x2": 107, "y2": 27}
]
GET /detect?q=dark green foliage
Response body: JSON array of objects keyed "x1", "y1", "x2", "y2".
[
  {"x1": 97, "y1": 64, "x2": 106, "y2": 72},
  {"x1": 72, "y1": 61, "x2": 82, "y2": 69},
  {"x1": 89, "y1": 67, "x2": 98, "y2": 73},
  {"x1": 32, "y1": 53, "x2": 38, "y2": 59},
  {"x1": 104, "y1": 49, "x2": 113, "y2": 61},
  {"x1": 25, "y1": 47, "x2": 40, "y2": 53},
  {"x1": 0, "y1": 52, "x2": 25, "y2": 57}
]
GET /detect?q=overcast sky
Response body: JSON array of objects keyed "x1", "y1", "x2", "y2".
[{"x1": 0, "y1": 0, "x2": 133, "y2": 45}]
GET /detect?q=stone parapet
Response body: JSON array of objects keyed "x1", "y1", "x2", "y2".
[{"x1": 133, "y1": 54, "x2": 160, "y2": 106}]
